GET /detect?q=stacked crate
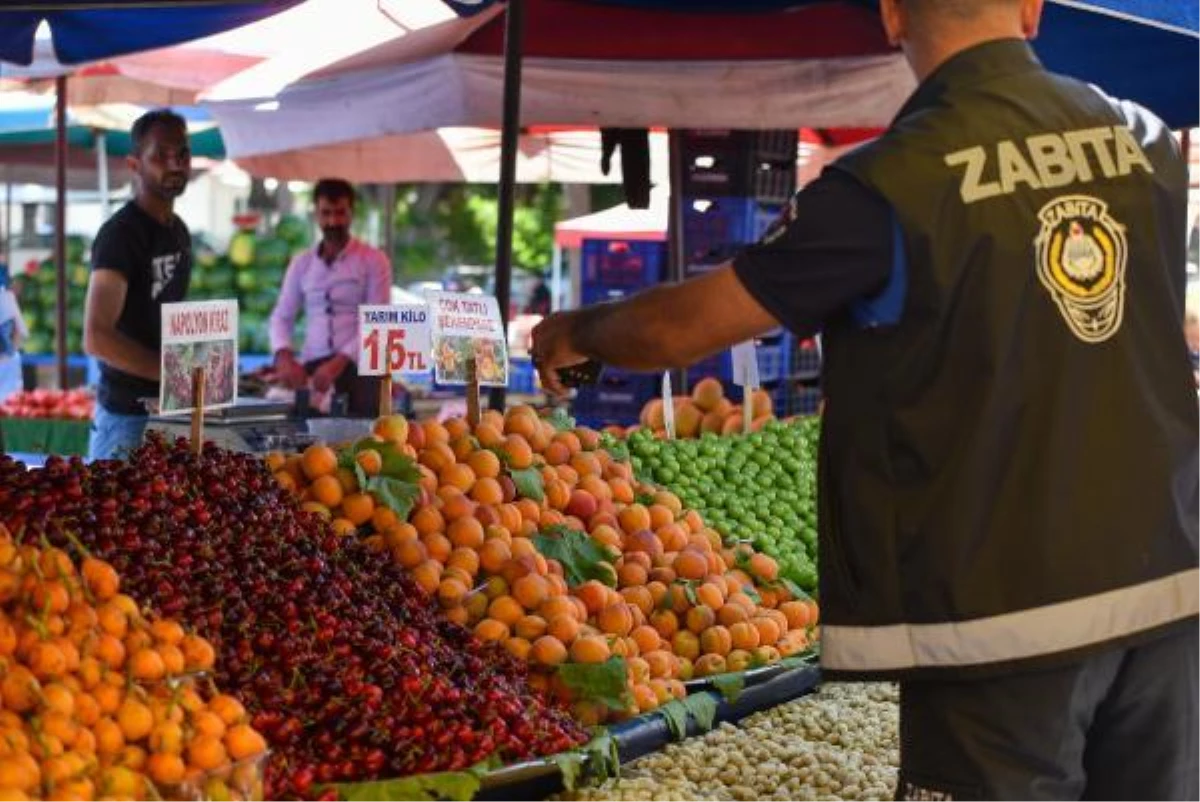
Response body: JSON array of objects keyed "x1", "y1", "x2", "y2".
[
  {"x1": 573, "y1": 239, "x2": 668, "y2": 427},
  {"x1": 680, "y1": 130, "x2": 800, "y2": 413}
]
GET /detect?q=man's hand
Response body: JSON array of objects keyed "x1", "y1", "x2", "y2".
[
  {"x1": 531, "y1": 311, "x2": 591, "y2": 397},
  {"x1": 311, "y1": 354, "x2": 349, "y2": 393},
  {"x1": 275, "y1": 350, "x2": 308, "y2": 390}
]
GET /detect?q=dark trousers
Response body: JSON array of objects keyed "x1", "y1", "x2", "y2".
[
  {"x1": 305, "y1": 356, "x2": 381, "y2": 419},
  {"x1": 897, "y1": 625, "x2": 1198, "y2": 801}
]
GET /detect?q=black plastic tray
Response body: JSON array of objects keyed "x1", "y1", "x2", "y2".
[{"x1": 475, "y1": 660, "x2": 821, "y2": 800}]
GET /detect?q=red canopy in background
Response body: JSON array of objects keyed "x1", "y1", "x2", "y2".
[{"x1": 455, "y1": 0, "x2": 892, "y2": 61}]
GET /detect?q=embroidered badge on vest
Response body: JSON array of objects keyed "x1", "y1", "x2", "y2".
[{"x1": 1035, "y1": 195, "x2": 1127, "y2": 343}]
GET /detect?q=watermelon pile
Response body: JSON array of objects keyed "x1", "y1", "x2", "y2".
[
  {"x1": 189, "y1": 215, "x2": 312, "y2": 355},
  {"x1": 15, "y1": 235, "x2": 88, "y2": 355}
]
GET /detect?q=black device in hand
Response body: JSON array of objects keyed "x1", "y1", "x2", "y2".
[{"x1": 533, "y1": 357, "x2": 604, "y2": 388}]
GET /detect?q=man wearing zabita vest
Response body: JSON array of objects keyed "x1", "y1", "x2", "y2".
[{"x1": 531, "y1": 0, "x2": 1198, "y2": 798}]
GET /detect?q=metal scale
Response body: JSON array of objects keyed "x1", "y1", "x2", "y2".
[{"x1": 145, "y1": 396, "x2": 314, "y2": 454}]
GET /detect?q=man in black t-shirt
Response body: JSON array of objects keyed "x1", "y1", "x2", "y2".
[{"x1": 85, "y1": 109, "x2": 192, "y2": 460}]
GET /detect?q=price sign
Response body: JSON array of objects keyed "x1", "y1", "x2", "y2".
[
  {"x1": 160, "y1": 300, "x2": 239, "y2": 416},
  {"x1": 426, "y1": 292, "x2": 509, "y2": 387},
  {"x1": 358, "y1": 304, "x2": 432, "y2": 376},
  {"x1": 731, "y1": 341, "x2": 760, "y2": 388}
]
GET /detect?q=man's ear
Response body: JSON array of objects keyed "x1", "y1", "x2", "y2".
[
  {"x1": 125, "y1": 154, "x2": 139, "y2": 174},
  {"x1": 879, "y1": 0, "x2": 906, "y2": 48},
  {"x1": 1020, "y1": 0, "x2": 1044, "y2": 39}
]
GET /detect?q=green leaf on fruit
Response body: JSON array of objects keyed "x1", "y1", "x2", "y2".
[
  {"x1": 348, "y1": 439, "x2": 422, "y2": 483},
  {"x1": 329, "y1": 770, "x2": 481, "y2": 801},
  {"x1": 657, "y1": 698, "x2": 690, "y2": 741},
  {"x1": 549, "y1": 750, "x2": 585, "y2": 791},
  {"x1": 777, "y1": 577, "x2": 813, "y2": 603},
  {"x1": 581, "y1": 728, "x2": 620, "y2": 782},
  {"x1": 365, "y1": 476, "x2": 422, "y2": 521},
  {"x1": 336, "y1": 448, "x2": 358, "y2": 473},
  {"x1": 740, "y1": 583, "x2": 762, "y2": 605},
  {"x1": 533, "y1": 526, "x2": 617, "y2": 588},
  {"x1": 547, "y1": 407, "x2": 576, "y2": 432},
  {"x1": 509, "y1": 466, "x2": 545, "y2": 502},
  {"x1": 674, "y1": 580, "x2": 698, "y2": 606},
  {"x1": 556, "y1": 657, "x2": 630, "y2": 711},
  {"x1": 634, "y1": 491, "x2": 657, "y2": 506},
  {"x1": 680, "y1": 692, "x2": 719, "y2": 732},
  {"x1": 710, "y1": 671, "x2": 745, "y2": 703}
]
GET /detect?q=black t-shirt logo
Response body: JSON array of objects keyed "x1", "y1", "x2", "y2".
[{"x1": 151, "y1": 253, "x2": 181, "y2": 300}]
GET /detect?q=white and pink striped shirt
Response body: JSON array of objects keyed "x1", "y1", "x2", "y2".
[{"x1": 269, "y1": 239, "x2": 392, "y2": 362}]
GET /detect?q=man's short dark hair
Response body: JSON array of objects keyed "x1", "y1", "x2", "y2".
[
  {"x1": 130, "y1": 109, "x2": 187, "y2": 154},
  {"x1": 314, "y1": 178, "x2": 356, "y2": 207},
  {"x1": 906, "y1": 0, "x2": 1018, "y2": 20}
]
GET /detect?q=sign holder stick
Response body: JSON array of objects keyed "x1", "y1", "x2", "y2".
[
  {"x1": 190, "y1": 366, "x2": 206, "y2": 455},
  {"x1": 466, "y1": 356, "x2": 481, "y2": 427},
  {"x1": 379, "y1": 375, "x2": 393, "y2": 417},
  {"x1": 743, "y1": 372, "x2": 754, "y2": 435}
]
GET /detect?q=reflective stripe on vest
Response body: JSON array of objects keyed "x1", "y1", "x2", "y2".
[{"x1": 821, "y1": 568, "x2": 1199, "y2": 671}]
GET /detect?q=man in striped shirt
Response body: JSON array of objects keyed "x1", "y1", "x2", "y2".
[{"x1": 269, "y1": 179, "x2": 392, "y2": 417}]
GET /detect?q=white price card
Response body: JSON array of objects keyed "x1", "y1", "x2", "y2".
[
  {"x1": 731, "y1": 340, "x2": 760, "y2": 388},
  {"x1": 426, "y1": 291, "x2": 509, "y2": 387},
  {"x1": 159, "y1": 300, "x2": 238, "y2": 416},
  {"x1": 358, "y1": 304, "x2": 432, "y2": 376}
]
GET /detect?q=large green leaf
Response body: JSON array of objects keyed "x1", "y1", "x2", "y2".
[
  {"x1": 546, "y1": 408, "x2": 576, "y2": 432},
  {"x1": 330, "y1": 770, "x2": 480, "y2": 801},
  {"x1": 365, "y1": 476, "x2": 422, "y2": 521},
  {"x1": 556, "y1": 657, "x2": 630, "y2": 711},
  {"x1": 509, "y1": 466, "x2": 545, "y2": 502},
  {"x1": 779, "y1": 577, "x2": 815, "y2": 604},
  {"x1": 657, "y1": 699, "x2": 690, "y2": 742},
  {"x1": 656, "y1": 693, "x2": 720, "y2": 741},
  {"x1": 345, "y1": 438, "x2": 422, "y2": 482},
  {"x1": 533, "y1": 526, "x2": 618, "y2": 588},
  {"x1": 710, "y1": 671, "x2": 746, "y2": 703},
  {"x1": 580, "y1": 728, "x2": 620, "y2": 783},
  {"x1": 549, "y1": 750, "x2": 585, "y2": 791},
  {"x1": 680, "y1": 692, "x2": 719, "y2": 732}
]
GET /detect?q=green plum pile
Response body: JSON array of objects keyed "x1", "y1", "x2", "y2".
[{"x1": 626, "y1": 417, "x2": 820, "y2": 592}]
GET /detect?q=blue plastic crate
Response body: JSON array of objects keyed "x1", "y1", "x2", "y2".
[
  {"x1": 572, "y1": 368, "x2": 657, "y2": 428},
  {"x1": 581, "y1": 285, "x2": 634, "y2": 306},
  {"x1": 792, "y1": 385, "x2": 822, "y2": 416},
  {"x1": 683, "y1": 196, "x2": 757, "y2": 261},
  {"x1": 508, "y1": 356, "x2": 538, "y2": 394},
  {"x1": 581, "y1": 239, "x2": 666, "y2": 288},
  {"x1": 792, "y1": 337, "x2": 822, "y2": 379},
  {"x1": 756, "y1": 337, "x2": 791, "y2": 384}
]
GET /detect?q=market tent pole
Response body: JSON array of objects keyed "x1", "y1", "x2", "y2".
[
  {"x1": 666, "y1": 129, "x2": 687, "y2": 395},
  {"x1": 54, "y1": 74, "x2": 68, "y2": 390},
  {"x1": 96, "y1": 128, "x2": 110, "y2": 219},
  {"x1": 488, "y1": 0, "x2": 525, "y2": 412},
  {"x1": 3, "y1": 173, "x2": 11, "y2": 270},
  {"x1": 381, "y1": 183, "x2": 396, "y2": 274},
  {"x1": 550, "y1": 243, "x2": 562, "y2": 312}
]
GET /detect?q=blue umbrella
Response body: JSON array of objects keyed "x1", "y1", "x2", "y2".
[
  {"x1": 0, "y1": 1, "x2": 301, "y2": 66},
  {"x1": 0, "y1": 1, "x2": 300, "y2": 389}
]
